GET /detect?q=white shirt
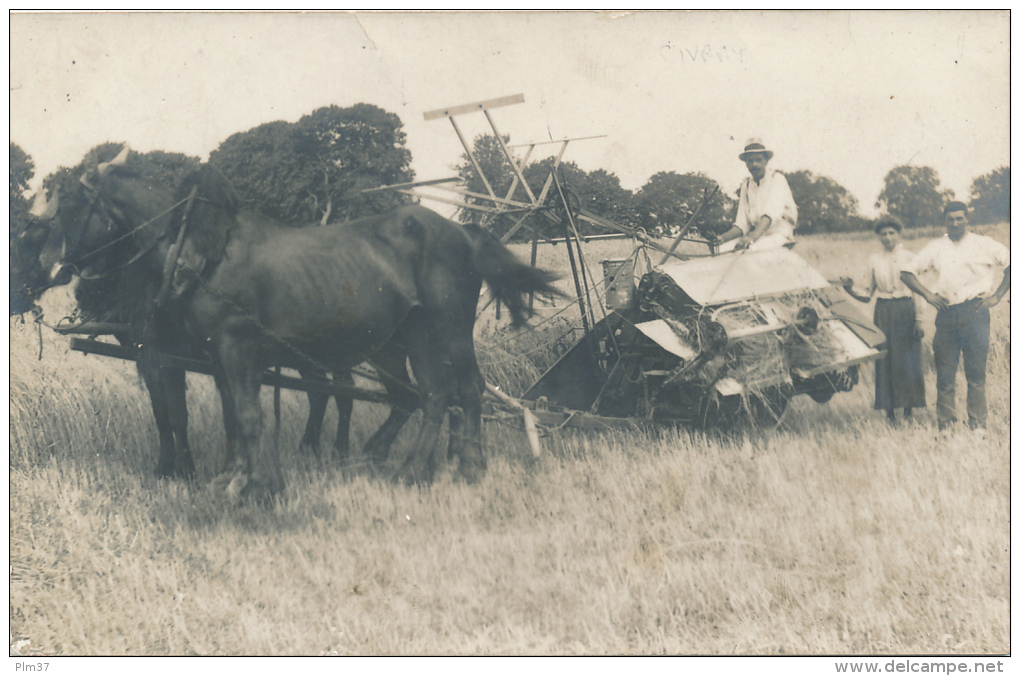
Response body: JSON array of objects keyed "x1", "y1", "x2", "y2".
[
  {"x1": 865, "y1": 245, "x2": 915, "y2": 300},
  {"x1": 907, "y1": 232, "x2": 1010, "y2": 305},
  {"x1": 734, "y1": 168, "x2": 798, "y2": 249}
]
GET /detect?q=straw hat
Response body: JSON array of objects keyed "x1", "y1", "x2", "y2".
[{"x1": 738, "y1": 138, "x2": 774, "y2": 161}]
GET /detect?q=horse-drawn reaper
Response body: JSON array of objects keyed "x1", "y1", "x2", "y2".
[{"x1": 12, "y1": 94, "x2": 886, "y2": 501}]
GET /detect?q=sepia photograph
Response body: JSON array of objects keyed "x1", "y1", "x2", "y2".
[{"x1": 8, "y1": 10, "x2": 1010, "y2": 665}]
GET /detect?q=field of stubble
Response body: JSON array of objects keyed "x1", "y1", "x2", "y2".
[{"x1": 8, "y1": 225, "x2": 1010, "y2": 655}]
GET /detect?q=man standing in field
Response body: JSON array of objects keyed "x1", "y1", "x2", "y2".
[
  {"x1": 900, "y1": 201, "x2": 1010, "y2": 435},
  {"x1": 715, "y1": 138, "x2": 798, "y2": 251}
]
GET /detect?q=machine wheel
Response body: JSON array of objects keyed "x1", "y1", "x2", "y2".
[
  {"x1": 807, "y1": 388, "x2": 835, "y2": 404},
  {"x1": 801, "y1": 367, "x2": 858, "y2": 404}
]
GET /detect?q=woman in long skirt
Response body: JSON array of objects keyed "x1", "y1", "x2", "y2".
[{"x1": 843, "y1": 216, "x2": 926, "y2": 422}]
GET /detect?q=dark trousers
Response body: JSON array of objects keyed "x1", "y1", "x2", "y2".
[{"x1": 933, "y1": 301, "x2": 991, "y2": 429}]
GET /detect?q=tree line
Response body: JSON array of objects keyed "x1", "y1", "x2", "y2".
[
  {"x1": 455, "y1": 134, "x2": 1009, "y2": 240},
  {"x1": 9, "y1": 103, "x2": 1010, "y2": 241}
]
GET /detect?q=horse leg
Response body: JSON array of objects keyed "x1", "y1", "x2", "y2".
[
  {"x1": 395, "y1": 393, "x2": 448, "y2": 484},
  {"x1": 162, "y1": 365, "x2": 195, "y2": 479},
  {"x1": 441, "y1": 335, "x2": 485, "y2": 482},
  {"x1": 298, "y1": 369, "x2": 329, "y2": 460},
  {"x1": 213, "y1": 366, "x2": 243, "y2": 475},
  {"x1": 331, "y1": 371, "x2": 354, "y2": 463},
  {"x1": 139, "y1": 358, "x2": 178, "y2": 479},
  {"x1": 446, "y1": 405, "x2": 464, "y2": 467},
  {"x1": 217, "y1": 333, "x2": 283, "y2": 501},
  {"x1": 451, "y1": 359, "x2": 486, "y2": 484},
  {"x1": 136, "y1": 345, "x2": 191, "y2": 479},
  {"x1": 395, "y1": 341, "x2": 451, "y2": 484},
  {"x1": 363, "y1": 347, "x2": 417, "y2": 470},
  {"x1": 134, "y1": 317, "x2": 193, "y2": 479}
]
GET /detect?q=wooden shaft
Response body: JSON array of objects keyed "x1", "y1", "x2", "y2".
[
  {"x1": 67, "y1": 338, "x2": 397, "y2": 403},
  {"x1": 423, "y1": 93, "x2": 525, "y2": 121},
  {"x1": 55, "y1": 321, "x2": 132, "y2": 336},
  {"x1": 484, "y1": 383, "x2": 541, "y2": 458}
]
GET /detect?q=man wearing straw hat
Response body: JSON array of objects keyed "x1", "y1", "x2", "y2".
[{"x1": 715, "y1": 138, "x2": 798, "y2": 252}]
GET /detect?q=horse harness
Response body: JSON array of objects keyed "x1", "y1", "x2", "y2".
[{"x1": 63, "y1": 173, "x2": 195, "y2": 281}]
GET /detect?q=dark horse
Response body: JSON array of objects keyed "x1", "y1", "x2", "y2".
[
  {"x1": 11, "y1": 150, "x2": 207, "y2": 480},
  {"x1": 10, "y1": 149, "x2": 390, "y2": 479},
  {"x1": 28, "y1": 147, "x2": 560, "y2": 499},
  {"x1": 173, "y1": 164, "x2": 560, "y2": 498}
]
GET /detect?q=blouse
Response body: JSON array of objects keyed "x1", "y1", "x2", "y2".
[{"x1": 865, "y1": 245, "x2": 916, "y2": 300}]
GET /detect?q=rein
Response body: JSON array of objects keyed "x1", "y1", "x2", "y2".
[
  {"x1": 76, "y1": 235, "x2": 166, "y2": 280},
  {"x1": 63, "y1": 187, "x2": 193, "y2": 281}
]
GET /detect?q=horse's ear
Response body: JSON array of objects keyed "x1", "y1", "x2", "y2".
[
  {"x1": 97, "y1": 145, "x2": 131, "y2": 179},
  {"x1": 28, "y1": 190, "x2": 47, "y2": 216},
  {"x1": 29, "y1": 185, "x2": 60, "y2": 220}
]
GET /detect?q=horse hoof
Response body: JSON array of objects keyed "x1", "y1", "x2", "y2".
[
  {"x1": 210, "y1": 471, "x2": 245, "y2": 497},
  {"x1": 154, "y1": 464, "x2": 176, "y2": 480},
  {"x1": 457, "y1": 462, "x2": 486, "y2": 484},
  {"x1": 239, "y1": 481, "x2": 283, "y2": 506},
  {"x1": 337, "y1": 457, "x2": 366, "y2": 479},
  {"x1": 393, "y1": 466, "x2": 427, "y2": 486},
  {"x1": 176, "y1": 462, "x2": 197, "y2": 481}
]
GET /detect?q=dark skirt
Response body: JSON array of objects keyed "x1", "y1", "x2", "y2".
[{"x1": 873, "y1": 297, "x2": 926, "y2": 410}]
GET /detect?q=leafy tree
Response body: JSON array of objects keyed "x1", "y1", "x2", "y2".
[
  {"x1": 295, "y1": 104, "x2": 414, "y2": 222},
  {"x1": 785, "y1": 170, "x2": 862, "y2": 233},
  {"x1": 10, "y1": 142, "x2": 34, "y2": 235},
  {"x1": 633, "y1": 171, "x2": 735, "y2": 237},
  {"x1": 210, "y1": 104, "x2": 414, "y2": 226},
  {"x1": 968, "y1": 166, "x2": 1009, "y2": 224},
  {"x1": 876, "y1": 166, "x2": 954, "y2": 229},
  {"x1": 571, "y1": 167, "x2": 637, "y2": 231},
  {"x1": 208, "y1": 122, "x2": 305, "y2": 224}
]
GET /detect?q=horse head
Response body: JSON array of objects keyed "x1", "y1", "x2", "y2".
[
  {"x1": 164, "y1": 164, "x2": 242, "y2": 297},
  {"x1": 9, "y1": 186, "x2": 66, "y2": 315},
  {"x1": 52, "y1": 145, "x2": 134, "y2": 272},
  {"x1": 172, "y1": 163, "x2": 240, "y2": 258},
  {"x1": 47, "y1": 145, "x2": 179, "y2": 284}
]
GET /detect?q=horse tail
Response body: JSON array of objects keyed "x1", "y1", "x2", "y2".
[{"x1": 464, "y1": 224, "x2": 563, "y2": 326}]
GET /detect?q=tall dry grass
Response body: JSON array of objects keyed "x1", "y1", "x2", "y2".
[{"x1": 8, "y1": 225, "x2": 1010, "y2": 655}]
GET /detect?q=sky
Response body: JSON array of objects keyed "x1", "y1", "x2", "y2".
[{"x1": 9, "y1": 10, "x2": 1011, "y2": 218}]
